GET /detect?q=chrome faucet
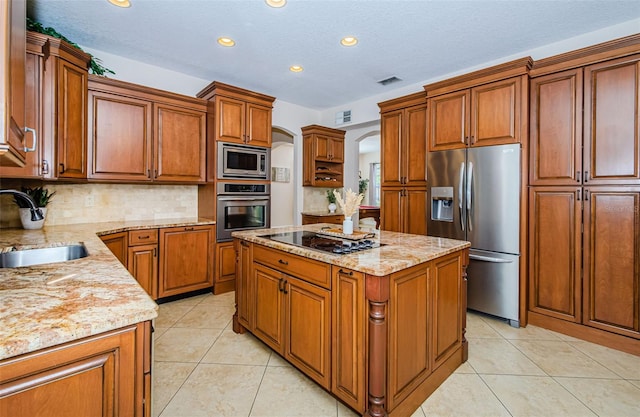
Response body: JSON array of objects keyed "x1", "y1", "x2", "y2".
[{"x1": 0, "y1": 189, "x2": 45, "y2": 221}]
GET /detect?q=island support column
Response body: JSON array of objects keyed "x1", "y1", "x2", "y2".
[{"x1": 365, "y1": 275, "x2": 390, "y2": 417}]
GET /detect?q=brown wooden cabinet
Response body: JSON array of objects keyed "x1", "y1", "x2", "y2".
[
  {"x1": 301, "y1": 213, "x2": 343, "y2": 225},
  {"x1": 88, "y1": 76, "x2": 206, "y2": 183},
  {"x1": 214, "y1": 240, "x2": 235, "y2": 295},
  {"x1": 158, "y1": 225, "x2": 214, "y2": 298},
  {"x1": 0, "y1": 0, "x2": 27, "y2": 167},
  {"x1": 0, "y1": 321, "x2": 152, "y2": 417},
  {"x1": 128, "y1": 229, "x2": 159, "y2": 300},
  {"x1": 197, "y1": 81, "x2": 275, "y2": 147},
  {"x1": 380, "y1": 187, "x2": 427, "y2": 235},
  {"x1": 302, "y1": 125, "x2": 346, "y2": 187},
  {"x1": 528, "y1": 38, "x2": 640, "y2": 354},
  {"x1": 379, "y1": 92, "x2": 427, "y2": 188},
  {"x1": 234, "y1": 239, "x2": 253, "y2": 331},
  {"x1": 100, "y1": 231, "x2": 128, "y2": 266},
  {"x1": 530, "y1": 56, "x2": 640, "y2": 186},
  {"x1": 425, "y1": 58, "x2": 531, "y2": 152}
]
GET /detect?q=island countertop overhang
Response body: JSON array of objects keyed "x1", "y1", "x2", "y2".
[{"x1": 232, "y1": 224, "x2": 470, "y2": 276}]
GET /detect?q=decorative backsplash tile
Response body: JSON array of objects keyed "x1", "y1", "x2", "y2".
[{"x1": 0, "y1": 183, "x2": 198, "y2": 228}]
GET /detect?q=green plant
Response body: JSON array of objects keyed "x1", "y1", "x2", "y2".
[
  {"x1": 26, "y1": 18, "x2": 115, "y2": 76},
  {"x1": 326, "y1": 189, "x2": 337, "y2": 204},
  {"x1": 359, "y1": 178, "x2": 369, "y2": 195},
  {"x1": 14, "y1": 186, "x2": 56, "y2": 208}
]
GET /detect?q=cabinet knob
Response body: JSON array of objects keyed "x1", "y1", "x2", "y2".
[
  {"x1": 576, "y1": 171, "x2": 581, "y2": 183},
  {"x1": 338, "y1": 268, "x2": 353, "y2": 276},
  {"x1": 138, "y1": 235, "x2": 150, "y2": 240},
  {"x1": 184, "y1": 227, "x2": 194, "y2": 231},
  {"x1": 59, "y1": 163, "x2": 65, "y2": 174},
  {"x1": 583, "y1": 171, "x2": 589, "y2": 183},
  {"x1": 278, "y1": 259, "x2": 289, "y2": 266}
]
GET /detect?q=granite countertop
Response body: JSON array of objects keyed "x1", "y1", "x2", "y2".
[
  {"x1": 0, "y1": 217, "x2": 215, "y2": 361},
  {"x1": 233, "y1": 224, "x2": 470, "y2": 276}
]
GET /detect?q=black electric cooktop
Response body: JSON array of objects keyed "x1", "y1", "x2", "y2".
[{"x1": 261, "y1": 231, "x2": 382, "y2": 255}]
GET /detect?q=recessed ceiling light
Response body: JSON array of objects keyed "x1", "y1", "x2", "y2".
[
  {"x1": 289, "y1": 65, "x2": 303, "y2": 73},
  {"x1": 340, "y1": 36, "x2": 358, "y2": 47},
  {"x1": 265, "y1": 0, "x2": 286, "y2": 8},
  {"x1": 217, "y1": 37, "x2": 236, "y2": 47},
  {"x1": 108, "y1": 0, "x2": 131, "y2": 7}
]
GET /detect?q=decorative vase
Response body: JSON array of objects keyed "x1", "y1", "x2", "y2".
[
  {"x1": 328, "y1": 203, "x2": 337, "y2": 213},
  {"x1": 19, "y1": 207, "x2": 46, "y2": 230},
  {"x1": 342, "y1": 216, "x2": 353, "y2": 235}
]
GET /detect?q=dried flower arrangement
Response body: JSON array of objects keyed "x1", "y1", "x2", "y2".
[{"x1": 333, "y1": 188, "x2": 364, "y2": 218}]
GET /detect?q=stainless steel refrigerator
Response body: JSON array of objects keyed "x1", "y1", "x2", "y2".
[{"x1": 427, "y1": 143, "x2": 520, "y2": 327}]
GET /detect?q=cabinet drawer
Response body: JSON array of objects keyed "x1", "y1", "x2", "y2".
[
  {"x1": 253, "y1": 244, "x2": 331, "y2": 289},
  {"x1": 128, "y1": 229, "x2": 159, "y2": 246}
]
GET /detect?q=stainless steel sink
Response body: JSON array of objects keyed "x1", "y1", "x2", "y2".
[{"x1": 0, "y1": 244, "x2": 89, "y2": 268}]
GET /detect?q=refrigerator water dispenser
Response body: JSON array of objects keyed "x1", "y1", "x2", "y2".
[{"x1": 431, "y1": 187, "x2": 453, "y2": 222}]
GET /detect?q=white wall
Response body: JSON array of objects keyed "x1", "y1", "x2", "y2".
[
  {"x1": 270, "y1": 142, "x2": 295, "y2": 227},
  {"x1": 359, "y1": 151, "x2": 380, "y2": 206}
]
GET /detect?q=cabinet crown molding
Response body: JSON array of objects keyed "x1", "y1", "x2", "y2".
[
  {"x1": 196, "y1": 81, "x2": 275, "y2": 107},
  {"x1": 530, "y1": 33, "x2": 640, "y2": 77},
  {"x1": 27, "y1": 31, "x2": 91, "y2": 70},
  {"x1": 424, "y1": 56, "x2": 532, "y2": 97},
  {"x1": 301, "y1": 124, "x2": 346, "y2": 137},
  {"x1": 378, "y1": 91, "x2": 426, "y2": 112}
]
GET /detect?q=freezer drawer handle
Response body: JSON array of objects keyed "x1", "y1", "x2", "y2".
[{"x1": 469, "y1": 254, "x2": 513, "y2": 263}]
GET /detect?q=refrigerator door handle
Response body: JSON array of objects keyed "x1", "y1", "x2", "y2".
[
  {"x1": 470, "y1": 254, "x2": 514, "y2": 263},
  {"x1": 459, "y1": 162, "x2": 465, "y2": 231},
  {"x1": 466, "y1": 161, "x2": 473, "y2": 232}
]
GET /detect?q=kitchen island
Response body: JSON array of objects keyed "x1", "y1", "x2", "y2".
[
  {"x1": 232, "y1": 224, "x2": 470, "y2": 417},
  {"x1": 0, "y1": 218, "x2": 212, "y2": 416}
]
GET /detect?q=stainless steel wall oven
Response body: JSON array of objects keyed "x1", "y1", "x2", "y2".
[{"x1": 216, "y1": 182, "x2": 270, "y2": 241}]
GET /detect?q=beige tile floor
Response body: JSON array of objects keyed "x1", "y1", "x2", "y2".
[{"x1": 152, "y1": 292, "x2": 640, "y2": 417}]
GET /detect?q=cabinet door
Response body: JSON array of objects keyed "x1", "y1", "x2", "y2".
[
  {"x1": 313, "y1": 135, "x2": 343, "y2": 161},
  {"x1": 528, "y1": 187, "x2": 582, "y2": 322},
  {"x1": 285, "y1": 275, "x2": 331, "y2": 389},
  {"x1": 0, "y1": 0, "x2": 27, "y2": 167},
  {"x1": 154, "y1": 103, "x2": 206, "y2": 182},
  {"x1": 428, "y1": 90, "x2": 469, "y2": 151},
  {"x1": 128, "y1": 244, "x2": 158, "y2": 300},
  {"x1": 158, "y1": 225, "x2": 214, "y2": 298},
  {"x1": 100, "y1": 231, "x2": 128, "y2": 266},
  {"x1": 404, "y1": 104, "x2": 427, "y2": 186},
  {"x1": 246, "y1": 103, "x2": 272, "y2": 147},
  {"x1": 214, "y1": 240, "x2": 236, "y2": 294},
  {"x1": 236, "y1": 240, "x2": 253, "y2": 329},
  {"x1": 470, "y1": 77, "x2": 521, "y2": 147},
  {"x1": 55, "y1": 59, "x2": 87, "y2": 179},
  {"x1": 215, "y1": 96, "x2": 245, "y2": 144},
  {"x1": 331, "y1": 267, "x2": 366, "y2": 412},
  {"x1": 530, "y1": 69, "x2": 583, "y2": 185},
  {"x1": 431, "y1": 251, "x2": 464, "y2": 369},
  {"x1": 584, "y1": 55, "x2": 640, "y2": 185},
  {"x1": 253, "y1": 263, "x2": 285, "y2": 352},
  {"x1": 88, "y1": 90, "x2": 152, "y2": 181},
  {"x1": 583, "y1": 187, "x2": 640, "y2": 338},
  {"x1": 405, "y1": 188, "x2": 427, "y2": 235},
  {"x1": 0, "y1": 324, "x2": 143, "y2": 417},
  {"x1": 0, "y1": 51, "x2": 41, "y2": 177},
  {"x1": 381, "y1": 110, "x2": 403, "y2": 186},
  {"x1": 380, "y1": 188, "x2": 403, "y2": 232}
]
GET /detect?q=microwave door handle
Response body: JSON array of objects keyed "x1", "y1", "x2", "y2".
[{"x1": 459, "y1": 162, "x2": 465, "y2": 232}]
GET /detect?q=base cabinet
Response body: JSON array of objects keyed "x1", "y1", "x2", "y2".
[
  {"x1": 100, "y1": 231, "x2": 128, "y2": 266},
  {"x1": 158, "y1": 225, "x2": 214, "y2": 298},
  {"x1": 0, "y1": 322, "x2": 152, "y2": 417},
  {"x1": 214, "y1": 241, "x2": 236, "y2": 295}
]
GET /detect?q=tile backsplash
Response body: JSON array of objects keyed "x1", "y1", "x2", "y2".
[{"x1": 0, "y1": 183, "x2": 198, "y2": 228}]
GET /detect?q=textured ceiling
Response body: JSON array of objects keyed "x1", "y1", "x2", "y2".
[{"x1": 28, "y1": 0, "x2": 640, "y2": 110}]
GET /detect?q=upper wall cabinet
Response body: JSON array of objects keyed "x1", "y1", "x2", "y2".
[
  {"x1": 425, "y1": 57, "x2": 532, "y2": 151},
  {"x1": 530, "y1": 38, "x2": 640, "y2": 186},
  {"x1": 301, "y1": 124, "x2": 346, "y2": 187},
  {"x1": 87, "y1": 76, "x2": 207, "y2": 183},
  {"x1": 378, "y1": 92, "x2": 427, "y2": 187},
  {"x1": 197, "y1": 81, "x2": 275, "y2": 148},
  {"x1": 0, "y1": 0, "x2": 28, "y2": 167},
  {"x1": 1, "y1": 31, "x2": 91, "y2": 179}
]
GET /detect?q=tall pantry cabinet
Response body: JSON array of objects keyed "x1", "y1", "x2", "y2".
[
  {"x1": 528, "y1": 35, "x2": 640, "y2": 352},
  {"x1": 378, "y1": 92, "x2": 427, "y2": 234}
]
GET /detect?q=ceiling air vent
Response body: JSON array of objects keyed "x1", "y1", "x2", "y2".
[
  {"x1": 335, "y1": 110, "x2": 352, "y2": 125},
  {"x1": 377, "y1": 76, "x2": 402, "y2": 86}
]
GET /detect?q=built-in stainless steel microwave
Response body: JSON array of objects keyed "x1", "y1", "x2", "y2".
[{"x1": 217, "y1": 142, "x2": 270, "y2": 180}]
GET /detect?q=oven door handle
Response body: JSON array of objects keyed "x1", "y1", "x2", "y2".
[{"x1": 217, "y1": 196, "x2": 270, "y2": 201}]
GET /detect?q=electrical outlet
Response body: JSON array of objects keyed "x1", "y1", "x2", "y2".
[{"x1": 85, "y1": 195, "x2": 95, "y2": 207}]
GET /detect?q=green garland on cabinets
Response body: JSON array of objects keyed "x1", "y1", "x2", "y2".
[{"x1": 26, "y1": 17, "x2": 115, "y2": 76}]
